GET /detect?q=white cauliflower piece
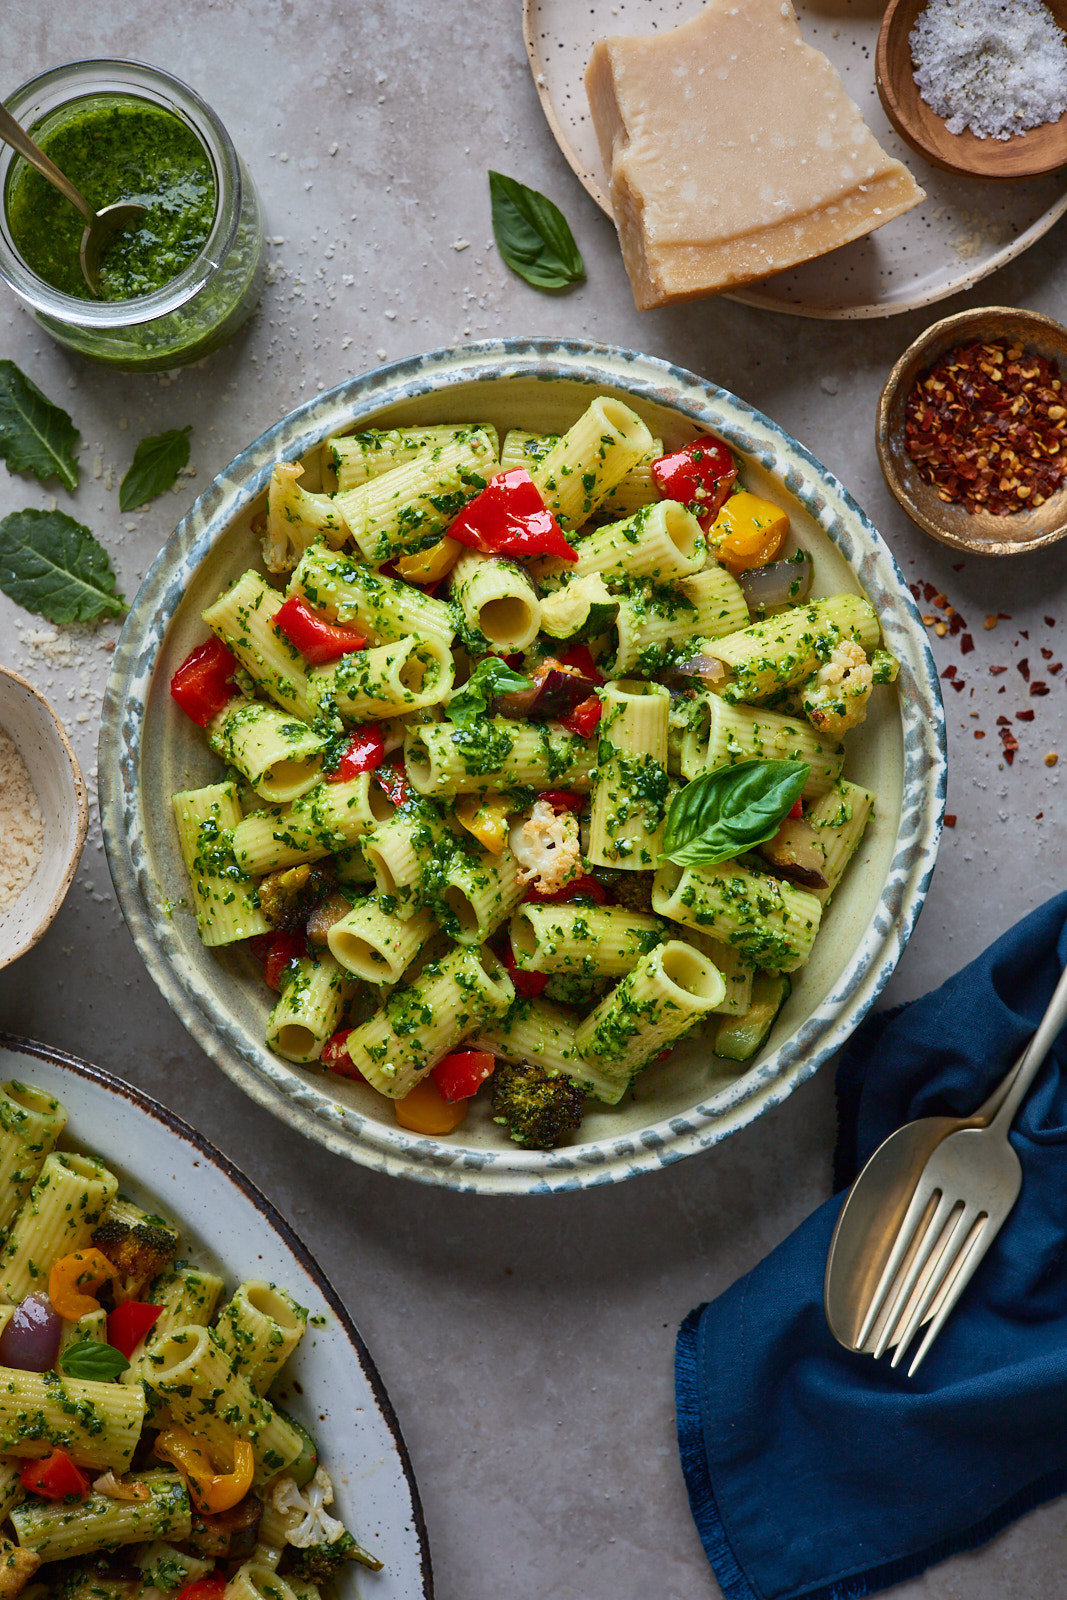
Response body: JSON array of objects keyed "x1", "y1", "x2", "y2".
[
  {"x1": 92, "y1": 1470, "x2": 150, "y2": 1502},
  {"x1": 270, "y1": 1467, "x2": 346, "y2": 1549},
  {"x1": 802, "y1": 639, "x2": 873, "y2": 736},
  {"x1": 509, "y1": 799, "x2": 581, "y2": 895},
  {"x1": 263, "y1": 461, "x2": 349, "y2": 574}
]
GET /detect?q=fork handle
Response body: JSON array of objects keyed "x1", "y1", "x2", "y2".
[{"x1": 989, "y1": 963, "x2": 1067, "y2": 1134}]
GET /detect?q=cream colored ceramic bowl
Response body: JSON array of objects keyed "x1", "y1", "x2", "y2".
[
  {"x1": 100, "y1": 340, "x2": 946, "y2": 1194},
  {"x1": 0, "y1": 667, "x2": 87, "y2": 970}
]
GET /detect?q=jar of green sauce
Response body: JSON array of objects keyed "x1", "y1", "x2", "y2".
[{"x1": 0, "y1": 59, "x2": 264, "y2": 371}]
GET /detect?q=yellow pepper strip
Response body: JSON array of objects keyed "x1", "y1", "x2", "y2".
[
  {"x1": 394, "y1": 1076, "x2": 469, "y2": 1136},
  {"x1": 49, "y1": 1249, "x2": 119, "y2": 1321},
  {"x1": 154, "y1": 1427, "x2": 255, "y2": 1514},
  {"x1": 394, "y1": 536, "x2": 462, "y2": 585},
  {"x1": 711, "y1": 492, "x2": 789, "y2": 574},
  {"x1": 454, "y1": 793, "x2": 511, "y2": 855}
]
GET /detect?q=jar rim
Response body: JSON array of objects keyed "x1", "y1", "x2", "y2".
[{"x1": 0, "y1": 58, "x2": 241, "y2": 327}]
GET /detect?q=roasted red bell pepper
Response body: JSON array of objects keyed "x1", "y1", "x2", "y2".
[
  {"x1": 264, "y1": 930, "x2": 306, "y2": 992},
  {"x1": 560, "y1": 694, "x2": 602, "y2": 738},
  {"x1": 328, "y1": 726, "x2": 385, "y2": 781},
  {"x1": 556, "y1": 643, "x2": 605, "y2": 684},
  {"x1": 652, "y1": 436, "x2": 737, "y2": 528},
  {"x1": 525, "y1": 872, "x2": 609, "y2": 906},
  {"x1": 788, "y1": 797, "x2": 804, "y2": 820},
  {"x1": 373, "y1": 758, "x2": 414, "y2": 807},
  {"x1": 432, "y1": 1049, "x2": 497, "y2": 1102},
  {"x1": 274, "y1": 595, "x2": 367, "y2": 666},
  {"x1": 538, "y1": 790, "x2": 585, "y2": 814},
  {"x1": 176, "y1": 1577, "x2": 227, "y2": 1600},
  {"x1": 107, "y1": 1300, "x2": 162, "y2": 1358},
  {"x1": 448, "y1": 469, "x2": 577, "y2": 561},
  {"x1": 20, "y1": 1449, "x2": 90, "y2": 1501},
  {"x1": 321, "y1": 1028, "x2": 364, "y2": 1079},
  {"x1": 170, "y1": 638, "x2": 238, "y2": 727},
  {"x1": 504, "y1": 943, "x2": 549, "y2": 998}
]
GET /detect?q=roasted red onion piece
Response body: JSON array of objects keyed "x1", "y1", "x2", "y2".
[
  {"x1": 739, "y1": 552, "x2": 814, "y2": 611},
  {"x1": 497, "y1": 662, "x2": 600, "y2": 721},
  {"x1": 0, "y1": 1291, "x2": 62, "y2": 1371},
  {"x1": 671, "y1": 654, "x2": 726, "y2": 684}
]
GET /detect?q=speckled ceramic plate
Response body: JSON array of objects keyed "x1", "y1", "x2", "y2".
[
  {"x1": 100, "y1": 338, "x2": 945, "y2": 1194},
  {"x1": 523, "y1": 0, "x2": 1067, "y2": 320},
  {"x1": 0, "y1": 1034, "x2": 432, "y2": 1598}
]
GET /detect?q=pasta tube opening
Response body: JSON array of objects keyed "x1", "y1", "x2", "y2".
[{"x1": 658, "y1": 941, "x2": 726, "y2": 1005}]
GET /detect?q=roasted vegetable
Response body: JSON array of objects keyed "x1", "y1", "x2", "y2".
[
  {"x1": 490, "y1": 1059, "x2": 585, "y2": 1150},
  {"x1": 714, "y1": 973, "x2": 791, "y2": 1063},
  {"x1": 258, "y1": 863, "x2": 335, "y2": 932},
  {"x1": 496, "y1": 657, "x2": 601, "y2": 721},
  {"x1": 185, "y1": 1494, "x2": 262, "y2": 1560},
  {"x1": 283, "y1": 1530, "x2": 384, "y2": 1579},
  {"x1": 758, "y1": 817, "x2": 828, "y2": 891}
]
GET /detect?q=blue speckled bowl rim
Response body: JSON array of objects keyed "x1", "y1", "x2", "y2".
[{"x1": 100, "y1": 337, "x2": 946, "y2": 1195}]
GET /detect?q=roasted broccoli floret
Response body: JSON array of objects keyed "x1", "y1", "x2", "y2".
[
  {"x1": 596, "y1": 868, "x2": 655, "y2": 915},
  {"x1": 490, "y1": 1059, "x2": 585, "y2": 1150},
  {"x1": 92, "y1": 1203, "x2": 178, "y2": 1299},
  {"x1": 543, "y1": 973, "x2": 608, "y2": 1010},
  {"x1": 284, "y1": 1531, "x2": 384, "y2": 1580},
  {"x1": 257, "y1": 863, "x2": 335, "y2": 932}
]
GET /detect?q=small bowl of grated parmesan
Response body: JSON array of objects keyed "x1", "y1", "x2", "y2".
[{"x1": 0, "y1": 667, "x2": 87, "y2": 969}]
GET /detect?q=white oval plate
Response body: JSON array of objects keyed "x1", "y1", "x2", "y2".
[
  {"x1": 523, "y1": 0, "x2": 1067, "y2": 320},
  {"x1": 99, "y1": 338, "x2": 945, "y2": 1195},
  {"x1": 0, "y1": 1034, "x2": 432, "y2": 1600}
]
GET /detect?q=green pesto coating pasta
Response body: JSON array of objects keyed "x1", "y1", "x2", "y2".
[
  {"x1": 11, "y1": 1471, "x2": 188, "y2": 1561},
  {"x1": 0, "y1": 1083, "x2": 67, "y2": 1235},
  {"x1": 202, "y1": 571, "x2": 316, "y2": 723},
  {"x1": 529, "y1": 397, "x2": 653, "y2": 530},
  {"x1": 207, "y1": 698, "x2": 327, "y2": 804},
  {"x1": 327, "y1": 898, "x2": 436, "y2": 983},
  {"x1": 0, "y1": 1365, "x2": 146, "y2": 1471},
  {"x1": 651, "y1": 859, "x2": 822, "y2": 972},
  {"x1": 213, "y1": 1281, "x2": 308, "y2": 1395},
  {"x1": 325, "y1": 425, "x2": 482, "y2": 492},
  {"x1": 703, "y1": 594, "x2": 880, "y2": 704},
  {"x1": 675, "y1": 695, "x2": 845, "y2": 796},
  {"x1": 587, "y1": 680, "x2": 670, "y2": 869},
  {"x1": 265, "y1": 952, "x2": 355, "y2": 1064},
  {"x1": 173, "y1": 783, "x2": 270, "y2": 948},
  {"x1": 571, "y1": 499, "x2": 705, "y2": 584},
  {"x1": 289, "y1": 543, "x2": 456, "y2": 647},
  {"x1": 309, "y1": 634, "x2": 453, "y2": 721},
  {"x1": 449, "y1": 550, "x2": 540, "y2": 653},
  {"x1": 335, "y1": 428, "x2": 498, "y2": 563},
  {"x1": 1, "y1": 1151, "x2": 118, "y2": 1302},
  {"x1": 405, "y1": 720, "x2": 594, "y2": 797},
  {"x1": 231, "y1": 774, "x2": 396, "y2": 877},
  {"x1": 806, "y1": 778, "x2": 875, "y2": 906},
  {"x1": 510, "y1": 903, "x2": 665, "y2": 977}
]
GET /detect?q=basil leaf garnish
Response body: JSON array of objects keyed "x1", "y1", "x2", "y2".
[
  {"x1": 0, "y1": 360, "x2": 80, "y2": 490},
  {"x1": 0, "y1": 508, "x2": 128, "y2": 623},
  {"x1": 661, "y1": 759, "x2": 810, "y2": 869},
  {"x1": 59, "y1": 1338, "x2": 130, "y2": 1381},
  {"x1": 119, "y1": 425, "x2": 192, "y2": 511},
  {"x1": 488, "y1": 172, "x2": 585, "y2": 291},
  {"x1": 449, "y1": 657, "x2": 533, "y2": 729}
]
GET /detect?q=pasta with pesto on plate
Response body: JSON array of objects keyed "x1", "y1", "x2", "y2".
[{"x1": 169, "y1": 395, "x2": 898, "y2": 1149}]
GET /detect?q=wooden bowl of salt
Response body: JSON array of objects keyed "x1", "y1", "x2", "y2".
[{"x1": 877, "y1": 0, "x2": 1067, "y2": 180}]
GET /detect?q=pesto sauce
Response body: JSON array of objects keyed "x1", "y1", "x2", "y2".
[{"x1": 7, "y1": 100, "x2": 216, "y2": 300}]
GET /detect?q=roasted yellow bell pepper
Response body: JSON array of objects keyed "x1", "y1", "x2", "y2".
[
  {"x1": 394, "y1": 536, "x2": 462, "y2": 585},
  {"x1": 454, "y1": 793, "x2": 511, "y2": 855},
  {"x1": 712, "y1": 492, "x2": 789, "y2": 574},
  {"x1": 393, "y1": 1076, "x2": 469, "y2": 1135},
  {"x1": 49, "y1": 1249, "x2": 119, "y2": 1321},
  {"x1": 155, "y1": 1427, "x2": 255, "y2": 1514}
]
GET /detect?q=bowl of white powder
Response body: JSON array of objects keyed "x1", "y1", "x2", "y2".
[{"x1": 0, "y1": 667, "x2": 87, "y2": 969}]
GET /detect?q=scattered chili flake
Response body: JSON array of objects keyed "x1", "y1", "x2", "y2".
[
  {"x1": 951, "y1": 679, "x2": 965, "y2": 692},
  {"x1": 1016, "y1": 709, "x2": 1035, "y2": 721},
  {"x1": 1050, "y1": 663, "x2": 1063, "y2": 675},
  {"x1": 1018, "y1": 659, "x2": 1031, "y2": 681},
  {"x1": 984, "y1": 615, "x2": 998, "y2": 630},
  {"x1": 974, "y1": 730, "x2": 986, "y2": 738},
  {"x1": 904, "y1": 340, "x2": 1067, "y2": 515},
  {"x1": 996, "y1": 715, "x2": 1012, "y2": 726},
  {"x1": 1045, "y1": 753, "x2": 1059, "y2": 767},
  {"x1": 952, "y1": 562, "x2": 965, "y2": 571},
  {"x1": 989, "y1": 665, "x2": 1007, "y2": 675},
  {"x1": 933, "y1": 592, "x2": 949, "y2": 608},
  {"x1": 1037, "y1": 812, "x2": 1044, "y2": 819},
  {"x1": 960, "y1": 633, "x2": 975, "y2": 654},
  {"x1": 1001, "y1": 729, "x2": 1019, "y2": 763},
  {"x1": 1042, "y1": 648, "x2": 1054, "y2": 659},
  {"x1": 944, "y1": 814, "x2": 957, "y2": 826},
  {"x1": 1045, "y1": 616, "x2": 1056, "y2": 626},
  {"x1": 941, "y1": 664, "x2": 958, "y2": 678},
  {"x1": 1020, "y1": 629, "x2": 1029, "y2": 640},
  {"x1": 1031, "y1": 681, "x2": 1050, "y2": 696}
]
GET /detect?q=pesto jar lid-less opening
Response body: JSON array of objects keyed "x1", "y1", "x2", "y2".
[{"x1": 0, "y1": 59, "x2": 265, "y2": 371}]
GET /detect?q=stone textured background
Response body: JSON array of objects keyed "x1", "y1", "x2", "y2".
[{"x1": 1, "y1": 3, "x2": 1066, "y2": 1595}]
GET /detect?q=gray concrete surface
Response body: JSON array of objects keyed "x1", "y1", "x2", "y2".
[{"x1": 1, "y1": 3, "x2": 1066, "y2": 1596}]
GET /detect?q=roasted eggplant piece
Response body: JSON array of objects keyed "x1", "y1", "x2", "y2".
[
  {"x1": 305, "y1": 891, "x2": 353, "y2": 948},
  {"x1": 495, "y1": 658, "x2": 600, "y2": 721},
  {"x1": 758, "y1": 817, "x2": 828, "y2": 891},
  {"x1": 185, "y1": 1494, "x2": 262, "y2": 1560}
]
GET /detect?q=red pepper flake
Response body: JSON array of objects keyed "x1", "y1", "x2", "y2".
[
  {"x1": 1041, "y1": 648, "x2": 1054, "y2": 659},
  {"x1": 1050, "y1": 663, "x2": 1064, "y2": 675},
  {"x1": 941, "y1": 664, "x2": 958, "y2": 678},
  {"x1": 1018, "y1": 659, "x2": 1031, "y2": 681},
  {"x1": 996, "y1": 715, "x2": 1012, "y2": 725},
  {"x1": 1031, "y1": 681, "x2": 1050, "y2": 696},
  {"x1": 989, "y1": 665, "x2": 1007, "y2": 676},
  {"x1": 1000, "y1": 728, "x2": 1019, "y2": 763},
  {"x1": 944, "y1": 814, "x2": 957, "y2": 826},
  {"x1": 948, "y1": 612, "x2": 966, "y2": 635},
  {"x1": 951, "y1": 679, "x2": 966, "y2": 692},
  {"x1": 905, "y1": 340, "x2": 1067, "y2": 515},
  {"x1": 1037, "y1": 812, "x2": 1045, "y2": 819},
  {"x1": 922, "y1": 580, "x2": 939, "y2": 601},
  {"x1": 1045, "y1": 616, "x2": 1056, "y2": 626},
  {"x1": 974, "y1": 730, "x2": 986, "y2": 739},
  {"x1": 952, "y1": 563, "x2": 965, "y2": 571},
  {"x1": 960, "y1": 633, "x2": 975, "y2": 654},
  {"x1": 1016, "y1": 709, "x2": 1036, "y2": 721}
]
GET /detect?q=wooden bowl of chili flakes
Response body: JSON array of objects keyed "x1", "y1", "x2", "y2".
[{"x1": 877, "y1": 306, "x2": 1067, "y2": 556}]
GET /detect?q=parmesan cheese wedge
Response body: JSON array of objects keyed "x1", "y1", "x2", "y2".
[{"x1": 585, "y1": 0, "x2": 925, "y2": 310}]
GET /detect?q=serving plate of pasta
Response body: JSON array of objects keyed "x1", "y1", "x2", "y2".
[
  {"x1": 100, "y1": 338, "x2": 945, "y2": 1194},
  {"x1": 0, "y1": 1034, "x2": 431, "y2": 1599}
]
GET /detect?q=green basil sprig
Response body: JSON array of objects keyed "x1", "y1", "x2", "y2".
[
  {"x1": 449, "y1": 657, "x2": 533, "y2": 729},
  {"x1": 59, "y1": 1338, "x2": 130, "y2": 1381},
  {"x1": 488, "y1": 172, "x2": 585, "y2": 291},
  {"x1": 661, "y1": 759, "x2": 810, "y2": 869}
]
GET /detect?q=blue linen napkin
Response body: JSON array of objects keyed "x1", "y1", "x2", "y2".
[{"x1": 676, "y1": 892, "x2": 1067, "y2": 1600}]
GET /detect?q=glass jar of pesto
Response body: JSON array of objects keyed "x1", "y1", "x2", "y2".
[{"x1": 0, "y1": 59, "x2": 264, "y2": 371}]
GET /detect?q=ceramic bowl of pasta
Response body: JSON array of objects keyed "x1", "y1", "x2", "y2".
[
  {"x1": 0, "y1": 1033, "x2": 430, "y2": 1596},
  {"x1": 100, "y1": 339, "x2": 945, "y2": 1194}
]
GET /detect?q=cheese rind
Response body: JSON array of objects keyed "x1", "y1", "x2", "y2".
[{"x1": 585, "y1": 0, "x2": 925, "y2": 310}]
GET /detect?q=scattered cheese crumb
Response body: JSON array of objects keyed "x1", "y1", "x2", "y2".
[{"x1": 0, "y1": 728, "x2": 44, "y2": 911}]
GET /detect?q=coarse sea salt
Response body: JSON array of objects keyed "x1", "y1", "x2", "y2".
[
  {"x1": 910, "y1": 0, "x2": 1067, "y2": 140},
  {"x1": 0, "y1": 726, "x2": 44, "y2": 911}
]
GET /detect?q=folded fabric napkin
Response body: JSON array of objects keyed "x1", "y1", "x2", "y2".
[{"x1": 676, "y1": 892, "x2": 1067, "y2": 1600}]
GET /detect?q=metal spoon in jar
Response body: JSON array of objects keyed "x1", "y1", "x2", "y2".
[{"x1": 0, "y1": 103, "x2": 146, "y2": 297}]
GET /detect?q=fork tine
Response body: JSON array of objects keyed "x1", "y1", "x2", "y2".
[
  {"x1": 889, "y1": 1205, "x2": 982, "y2": 1369},
  {"x1": 871, "y1": 1191, "x2": 959, "y2": 1359},
  {"x1": 857, "y1": 1185, "x2": 941, "y2": 1351},
  {"x1": 906, "y1": 1217, "x2": 995, "y2": 1377}
]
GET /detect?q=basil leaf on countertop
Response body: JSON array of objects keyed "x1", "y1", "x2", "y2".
[
  {"x1": 661, "y1": 759, "x2": 810, "y2": 869},
  {"x1": 449, "y1": 656, "x2": 533, "y2": 728},
  {"x1": 0, "y1": 361, "x2": 80, "y2": 490},
  {"x1": 0, "y1": 508, "x2": 128, "y2": 624},
  {"x1": 59, "y1": 1338, "x2": 130, "y2": 1381},
  {"x1": 119, "y1": 425, "x2": 192, "y2": 511},
  {"x1": 488, "y1": 172, "x2": 585, "y2": 291}
]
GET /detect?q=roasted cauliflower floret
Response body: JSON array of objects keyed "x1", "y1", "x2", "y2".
[
  {"x1": 509, "y1": 799, "x2": 581, "y2": 896},
  {"x1": 802, "y1": 639, "x2": 873, "y2": 736},
  {"x1": 270, "y1": 1468, "x2": 346, "y2": 1549},
  {"x1": 263, "y1": 461, "x2": 349, "y2": 574}
]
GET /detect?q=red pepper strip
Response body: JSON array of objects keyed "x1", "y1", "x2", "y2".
[
  {"x1": 560, "y1": 695, "x2": 602, "y2": 738},
  {"x1": 20, "y1": 1449, "x2": 90, "y2": 1501},
  {"x1": 538, "y1": 789, "x2": 585, "y2": 814},
  {"x1": 525, "y1": 873, "x2": 609, "y2": 906},
  {"x1": 328, "y1": 726, "x2": 385, "y2": 781},
  {"x1": 264, "y1": 930, "x2": 306, "y2": 992},
  {"x1": 787, "y1": 797, "x2": 804, "y2": 820},
  {"x1": 556, "y1": 643, "x2": 605, "y2": 684},
  {"x1": 274, "y1": 595, "x2": 367, "y2": 666},
  {"x1": 373, "y1": 758, "x2": 414, "y2": 808},
  {"x1": 177, "y1": 1579, "x2": 227, "y2": 1600},
  {"x1": 321, "y1": 1028, "x2": 366, "y2": 1080},
  {"x1": 652, "y1": 436, "x2": 737, "y2": 529},
  {"x1": 448, "y1": 469, "x2": 578, "y2": 561},
  {"x1": 432, "y1": 1049, "x2": 497, "y2": 1102},
  {"x1": 107, "y1": 1300, "x2": 163, "y2": 1359},
  {"x1": 247, "y1": 932, "x2": 274, "y2": 963},
  {"x1": 170, "y1": 638, "x2": 238, "y2": 728},
  {"x1": 504, "y1": 943, "x2": 549, "y2": 998}
]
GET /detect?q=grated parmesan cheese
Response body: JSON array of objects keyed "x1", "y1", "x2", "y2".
[
  {"x1": 0, "y1": 727, "x2": 45, "y2": 911},
  {"x1": 910, "y1": 0, "x2": 1067, "y2": 141}
]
